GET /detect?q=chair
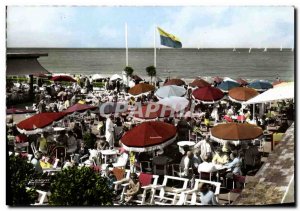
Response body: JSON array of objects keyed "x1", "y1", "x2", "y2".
[
  {"x1": 177, "y1": 179, "x2": 221, "y2": 205},
  {"x1": 150, "y1": 175, "x2": 190, "y2": 205},
  {"x1": 120, "y1": 172, "x2": 159, "y2": 205},
  {"x1": 31, "y1": 142, "x2": 37, "y2": 154},
  {"x1": 152, "y1": 156, "x2": 168, "y2": 176},
  {"x1": 171, "y1": 164, "x2": 183, "y2": 177},
  {"x1": 33, "y1": 190, "x2": 51, "y2": 205},
  {"x1": 273, "y1": 133, "x2": 284, "y2": 148},
  {"x1": 227, "y1": 174, "x2": 246, "y2": 204},
  {"x1": 112, "y1": 153, "x2": 129, "y2": 168},
  {"x1": 53, "y1": 147, "x2": 66, "y2": 161},
  {"x1": 112, "y1": 168, "x2": 131, "y2": 192},
  {"x1": 199, "y1": 171, "x2": 213, "y2": 181},
  {"x1": 139, "y1": 161, "x2": 152, "y2": 173}
]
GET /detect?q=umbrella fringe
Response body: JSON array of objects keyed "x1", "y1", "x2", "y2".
[
  {"x1": 210, "y1": 134, "x2": 263, "y2": 146},
  {"x1": 192, "y1": 95, "x2": 224, "y2": 104},
  {"x1": 228, "y1": 96, "x2": 245, "y2": 104},
  {"x1": 122, "y1": 134, "x2": 177, "y2": 152}
]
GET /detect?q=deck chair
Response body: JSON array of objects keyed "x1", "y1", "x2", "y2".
[
  {"x1": 112, "y1": 168, "x2": 131, "y2": 192},
  {"x1": 177, "y1": 179, "x2": 221, "y2": 205},
  {"x1": 150, "y1": 175, "x2": 189, "y2": 205},
  {"x1": 120, "y1": 172, "x2": 159, "y2": 205},
  {"x1": 139, "y1": 161, "x2": 152, "y2": 173},
  {"x1": 227, "y1": 174, "x2": 246, "y2": 204},
  {"x1": 112, "y1": 152, "x2": 129, "y2": 168},
  {"x1": 34, "y1": 190, "x2": 51, "y2": 205},
  {"x1": 31, "y1": 142, "x2": 37, "y2": 155}
]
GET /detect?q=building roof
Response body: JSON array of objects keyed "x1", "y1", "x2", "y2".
[{"x1": 6, "y1": 52, "x2": 50, "y2": 76}]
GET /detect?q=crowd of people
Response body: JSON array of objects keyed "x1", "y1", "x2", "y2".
[{"x1": 7, "y1": 74, "x2": 294, "y2": 205}]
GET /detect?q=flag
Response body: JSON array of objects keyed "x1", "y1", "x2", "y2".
[{"x1": 157, "y1": 27, "x2": 182, "y2": 48}]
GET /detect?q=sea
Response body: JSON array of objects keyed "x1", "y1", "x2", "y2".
[{"x1": 7, "y1": 48, "x2": 294, "y2": 82}]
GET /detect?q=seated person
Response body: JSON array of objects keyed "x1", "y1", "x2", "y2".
[
  {"x1": 95, "y1": 137, "x2": 109, "y2": 151},
  {"x1": 122, "y1": 173, "x2": 141, "y2": 204},
  {"x1": 56, "y1": 131, "x2": 68, "y2": 147},
  {"x1": 74, "y1": 142, "x2": 90, "y2": 163},
  {"x1": 212, "y1": 148, "x2": 229, "y2": 165},
  {"x1": 37, "y1": 133, "x2": 48, "y2": 155},
  {"x1": 31, "y1": 151, "x2": 43, "y2": 173},
  {"x1": 40, "y1": 156, "x2": 52, "y2": 168},
  {"x1": 224, "y1": 151, "x2": 242, "y2": 177},
  {"x1": 199, "y1": 184, "x2": 219, "y2": 205},
  {"x1": 67, "y1": 131, "x2": 78, "y2": 153}
]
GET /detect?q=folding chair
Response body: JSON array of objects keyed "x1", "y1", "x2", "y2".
[{"x1": 227, "y1": 174, "x2": 246, "y2": 204}]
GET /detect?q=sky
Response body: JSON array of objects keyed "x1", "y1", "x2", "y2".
[{"x1": 6, "y1": 6, "x2": 294, "y2": 48}]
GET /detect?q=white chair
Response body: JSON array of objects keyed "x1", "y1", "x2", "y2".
[
  {"x1": 31, "y1": 142, "x2": 37, "y2": 154},
  {"x1": 150, "y1": 175, "x2": 190, "y2": 205},
  {"x1": 177, "y1": 179, "x2": 221, "y2": 205},
  {"x1": 112, "y1": 153, "x2": 129, "y2": 168},
  {"x1": 33, "y1": 190, "x2": 51, "y2": 205},
  {"x1": 112, "y1": 168, "x2": 131, "y2": 192},
  {"x1": 120, "y1": 173, "x2": 159, "y2": 205}
]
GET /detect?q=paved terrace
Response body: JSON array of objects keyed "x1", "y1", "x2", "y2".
[{"x1": 233, "y1": 123, "x2": 295, "y2": 205}]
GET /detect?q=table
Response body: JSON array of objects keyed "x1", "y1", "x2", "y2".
[
  {"x1": 100, "y1": 149, "x2": 118, "y2": 164},
  {"x1": 177, "y1": 141, "x2": 195, "y2": 155},
  {"x1": 53, "y1": 127, "x2": 66, "y2": 132}
]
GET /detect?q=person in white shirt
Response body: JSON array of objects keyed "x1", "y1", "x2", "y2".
[
  {"x1": 194, "y1": 135, "x2": 213, "y2": 162},
  {"x1": 179, "y1": 151, "x2": 195, "y2": 178},
  {"x1": 105, "y1": 115, "x2": 115, "y2": 149}
]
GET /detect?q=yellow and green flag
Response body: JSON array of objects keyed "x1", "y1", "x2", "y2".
[{"x1": 157, "y1": 27, "x2": 182, "y2": 48}]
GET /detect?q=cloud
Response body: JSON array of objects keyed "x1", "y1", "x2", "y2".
[{"x1": 6, "y1": 6, "x2": 294, "y2": 48}]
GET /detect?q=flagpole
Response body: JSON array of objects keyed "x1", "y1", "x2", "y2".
[
  {"x1": 154, "y1": 25, "x2": 157, "y2": 67},
  {"x1": 125, "y1": 22, "x2": 128, "y2": 66}
]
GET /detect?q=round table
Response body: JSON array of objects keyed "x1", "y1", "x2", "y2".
[
  {"x1": 100, "y1": 149, "x2": 118, "y2": 164},
  {"x1": 53, "y1": 127, "x2": 65, "y2": 132},
  {"x1": 177, "y1": 141, "x2": 196, "y2": 147},
  {"x1": 177, "y1": 141, "x2": 195, "y2": 154}
]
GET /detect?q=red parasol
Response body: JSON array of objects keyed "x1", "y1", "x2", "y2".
[
  {"x1": 237, "y1": 115, "x2": 246, "y2": 122},
  {"x1": 51, "y1": 75, "x2": 76, "y2": 82},
  {"x1": 213, "y1": 76, "x2": 223, "y2": 84},
  {"x1": 236, "y1": 78, "x2": 248, "y2": 86},
  {"x1": 131, "y1": 75, "x2": 143, "y2": 82},
  {"x1": 164, "y1": 78, "x2": 186, "y2": 86},
  {"x1": 189, "y1": 79, "x2": 211, "y2": 88},
  {"x1": 17, "y1": 112, "x2": 67, "y2": 134},
  {"x1": 121, "y1": 121, "x2": 177, "y2": 152},
  {"x1": 65, "y1": 103, "x2": 97, "y2": 113},
  {"x1": 223, "y1": 115, "x2": 233, "y2": 122},
  {"x1": 192, "y1": 86, "x2": 224, "y2": 103},
  {"x1": 128, "y1": 83, "x2": 155, "y2": 96},
  {"x1": 133, "y1": 103, "x2": 174, "y2": 120}
]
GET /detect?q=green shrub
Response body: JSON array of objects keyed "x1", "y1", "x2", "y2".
[
  {"x1": 7, "y1": 155, "x2": 37, "y2": 206},
  {"x1": 49, "y1": 166, "x2": 114, "y2": 206}
]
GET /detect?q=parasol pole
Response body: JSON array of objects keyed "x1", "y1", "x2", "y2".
[
  {"x1": 154, "y1": 25, "x2": 157, "y2": 68},
  {"x1": 125, "y1": 22, "x2": 128, "y2": 67}
]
